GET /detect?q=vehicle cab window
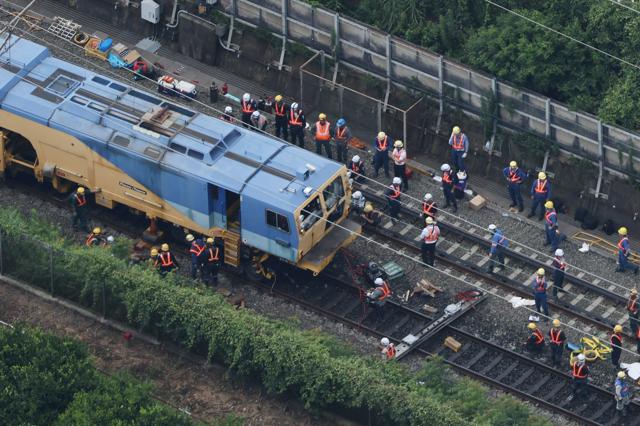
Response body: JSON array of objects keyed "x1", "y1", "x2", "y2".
[
  {"x1": 300, "y1": 196, "x2": 323, "y2": 231},
  {"x1": 322, "y1": 176, "x2": 345, "y2": 211}
]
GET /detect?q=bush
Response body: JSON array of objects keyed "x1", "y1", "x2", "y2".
[
  {"x1": 0, "y1": 324, "x2": 193, "y2": 426},
  {"x1": 0, "y1": 208, "x2": 549, "y2": 425}
]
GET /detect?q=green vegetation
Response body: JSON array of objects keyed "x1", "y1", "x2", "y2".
[
  {"x1": 0, "y1": 207, "x2": 548, "y2": 425},
  {"x1": 309, "y1": 0, "x2": 640, "y2": 129},
  {"x1": 0, "y1": 324, "x2": 193, "y2": 426}
]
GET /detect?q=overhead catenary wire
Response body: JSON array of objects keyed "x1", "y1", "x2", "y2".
[
  {"x1": 605, "y1": 0, "x2": 640, "y2": 15},
  {"x1": 2, "y1": 9, "x2": 640, "y2": 358}
]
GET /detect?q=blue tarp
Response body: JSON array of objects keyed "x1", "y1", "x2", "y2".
[{"x1": 108, "y1": 52, "x2": 130, "y2": 69}]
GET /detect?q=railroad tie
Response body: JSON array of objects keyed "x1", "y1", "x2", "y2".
[
  {"x1": 585, "y1": 296, "x2": 603, "y2": 312},
  {"x1": 589, "y1": 401, "x2": 615, "y2": 422},
  {"x1": 511, "y1": 367, "x2": 535, "y2": 388},
  {"x1": 383, "y1": 220, "x2": 393, "y2": 229},
  {"x1": 524, "y1": 272, "x2": 538, "y2": 286},
  {"x1": 476, "y1": 256, "x2": 490, "y2": 267},
  {"x1": 509, "y1": 268, "x2": 523, "y2": 280},
  {"x1": 463, "y1": 348, "x2": 488, "y2": 369},
  {"x1": 494, "y1": 362, "x2": 518, "y2": 382},
  {"x1": 607, "y1": 284, "x2": 617, "y2": 292},
  {"x1": 543, "y1": 381, "x2": 567, "y2": 400},
  {"x1": 399, "y1": 224, "x2": 412, "y2": 235},
  {"x1": 569, "y1": 294, "x2": 584, "y2": 306},
  {"x1": 592, "y1": 278, "x2": 601, "y2": 286},
  {"x1": 527, "y1": 375, "x2": 551, "y2": 394},
  {"x1": 576, "y1": 271, "x2": 585, "y2": 279},
  {"x1": 601, "y1": 306, "x2": 616, "y2": 319},
  {"x1": 446, "y1": 243, "x2": 459, "y2": 254},
  {"x1": 616, "y1": 313, "x2": 628, "y2": 326},
  {"x1": 514, "y1": 246, "x2": 523, "y2": 252},
  {"x1": 479, "y1": 354, "x2": 503, "y2": 375}
]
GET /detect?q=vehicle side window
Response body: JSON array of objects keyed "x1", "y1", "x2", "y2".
[
  {"x1": 300, "y1": 196, "x2": 323, "y2": 231},
  {"x1": 266, "y1": 209, "x2": 289, "y2": 233}
]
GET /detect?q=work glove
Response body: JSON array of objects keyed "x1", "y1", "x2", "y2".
[{"x1": 462, "y1": 152, "x2": 467, "y2": 159}]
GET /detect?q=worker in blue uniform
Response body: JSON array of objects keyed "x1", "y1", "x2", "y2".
[
  {"x1": 186, "y1": 233, "x2": 205, "y2": 279},
  {"x1": 532, "y1": 268, "x2": 549, "y2": 317},
  {"x1": 544, "y1": 201, "x2": 560, "y2": 252},
  {"x1": 441, "y1": 163, "x2": 458, "y2": 213},
  {"x1": 347, "y1": 155, "x2": 365, "y2": 183},
  {"x1": 552, "y1": 249, "x2": 566, "y2": 298},
  {"x1": 503, "y1": 161, "x2": 526, "y2": 212},
  {"x1": 528, "y1": 171, "x2": 551, "y2": 220},
  {"x1": 616, "y1": 227, "x2": 639, "y2": 274},
  {"x1": 373, "y1": 131, "x2": 390, "y2": 178},
  {"x1": 487, "y1": 224, "x2": 508, "y2": 273},
  {"x1": 448, "y1": 126, "x2": 468, "y2": 172}
]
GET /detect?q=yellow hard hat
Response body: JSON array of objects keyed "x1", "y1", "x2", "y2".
[
  {"x1": 509, "y1": 161, "x2": 517, "y2": 168},
  {"x1": 527, "y1": 322, "x2": 537, "y2": 330},
  {"x1": 544, "y1": 201, "x2": 554, "y2": 209},
  {"x1": 161, "y1": 243, "x2": 169, "y2": 251},
  {"x1": 77, "y1": 187, "x2": 85, "y2": 194},
  {"x1": 150, "y1": 248, "x2": 158, "y2": 256},
  {"x1": 452, "y1": 126, "x2": 461, "y2": 135},
  {"x1": 186, "y1": 234, "x2": 195, "y2": 242},
  {"x1": 425, "y1": 217, "x2": 434, "y2": 225},
  {"x1": 614, "y1": 324, "x2": 623, "y2": 333},
  {"x1": 619, "y1": 227, "x2": 628, "y2": 236},
  {"x1": 319, "y1": 113, "x2": 327, "y2": 120},
  {"x1": 394, "y1": 140, "x2": 403, "y2": 148},
  {"x1": 92, "y1": 227, "x2": 101, "y2": 234},
  {"x1": 377, "y1": 131, "x2": 386, "y2": 140},
  {"x1": 536, "y1": 268, "x2": 545, "y2": 276},
  {"x1": 538, "y1": 171, "x2": 546, "y2": 180},
  {"x1": 552, "y1": 319, "x2": 560, "y2": 327},
  {"x1": 274, "y1": 94, "x2": 283, "y2": 102},
  {"x1": 618, "y1": 371, "x2": 626, "y2": 379},
  {"x1": 206, "y1": 237, "x2": 214, "y2": 244},
  {"x1": 364, "y1": 203, "x2": 373, "y2": 213},
  {"x1": 631, "y1": 288, "x2": 638, "y2": 295}
]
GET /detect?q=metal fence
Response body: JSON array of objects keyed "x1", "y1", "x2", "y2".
[{"x1": 217, "y1": 0, "x2": 640, "y2": 197}]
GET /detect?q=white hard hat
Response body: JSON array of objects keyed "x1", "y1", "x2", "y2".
[
  {"x1": 423, "y1": 193, "x2": 432, "y2": 201},
  {"x1": 555, "y1": 249, "x2": 564, "y2": 257},
  {"x1": 426, "y1": 217, "x2": 434, "y2": 225},
  {"x1": 352, "y1": 191, "x2": 362, "y2": 199},
  {"x1": 251, "y1": 110, "x2": 260, "y2": 118},
  {"x1": 224, "y1": 106, "x2": 232, "y2": 114},
  {"x1": 488, "y1": 224, "x2": 497, "y2": 231},
  {"x1": 392, "y1": 177, "x2": 402, "y2": 185},
  {"x1": 242, "y1": 93, "x2": 250, "y2": 102},
  {"x1": 440, "y1": 163, "x2": 451, "y2": 172},
  {"x1": 374, "y1": 277, "x2": 384, "y2": 286},
  {"x1": 352, "y1": 155, "x2": 360, "y2": 163},
  {"x1": 577, "y1": 354, "x2": 585, "y2": 362},
  {"x1": 291, "y1": 102, "x2": 299, "y2": 110},
  {"x1": 106, "y1": 235, "x2": 114, "y2": 243},
  {"x1": 380, "y1": 337, "x2": 390, "y2": 346}
]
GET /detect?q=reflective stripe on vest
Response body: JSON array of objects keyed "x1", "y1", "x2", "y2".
[
  {"x1": 618, "y1": 238, "x2": 628, "y2": 252},
  {"x1": 535, "y1": 277, "x2": 546, "y2": 293},
  {"x1": 207, "y1": 247, "x2": 220, "y2": 262},
  {"x1": 190, "y1": 242, "x2": 205, "y2": 256},
  {"x1": 289, "y1": 110, "x2": 302, "y2": 126},
  {"x1": 424, "y1": 226, "x2": 440, "y2": 243},
  {"x1": 533, "y1": 329, "x2": 544, "y2": 344},
  {"x1": 534, "y1": 179, "x2": 548, "y2": 194},
  {"x1": 550, "y1": 329, "x2": 563, "y2": 344},
  {"x1": 379, "y1": 282, "x2": 391, "y2": 300},
  {"x1": 628, "y1": 296, "x2": 638, "y2": 314},
  {"x1": 452, "y1": 134, "x2": 464, "y2": 150},
  {"x1": 422, "y1": 202, "x2": 435, "y2": 215},
  {"x1": 336, "y1": 127, "x2": 347, "y2": 140},
  {"x1": 159, "y1": 252, "x2": 174, "y2": 267},
  {"x1": 351, "y1": 162, "x2": 361, "y2": 173},
  {"x1": 386, "y1": 343, "x2": 396, "y2": 359},
  {"x1": 241, "y1": 100, "x2": 254, "y2": 113},
  {"x1": 442, "y1": 171, "x2": 453, "y2": 184},
  {"x1": 545, "y1": 211, "x2": 556, "y2": 226},
  {"x1": 315, "y1": 121, "x2": 331, "y2": 141},
  {"x1": 376, "y1": 136, "x2": 388, "y2": 151},
  {"x1": 75, "y1": 194, "x2": 87, "y2": 207},
  {"x1": 274, "y1": 102, "x2": 286, "y2": 116},
  {"x1": 85, "y1": 234, "x2": 97, "y2": 246},
  {"x1": 508, "y1": 169, "x2": 522, "y2": 183},
  {"x1": 572, "y1": 363, "x2": 587, "y2": 379},
  {"x1": 611, "y1": 332, "x2": 622, "y2": 347},
  {"x1": 389, "y1": 185, "x2": 401, "y2": 200}
]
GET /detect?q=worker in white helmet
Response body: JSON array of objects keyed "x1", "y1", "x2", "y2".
[
  {"x1": 287, "y1": 102, "x2": 306, "y2": 148},
  {"x1": 615, "y1": 371, "x2": 632, "y2": 416},
  {"x1": 420, "y1": 193, "x2": 437, "y2": 222},
  {"x1": 552, "y1": 248, "x2": 567, "y2": 298},
  {"x1": 487, "y1": 224, "x2": 508, "y2": 274},
  {"x1": 220, "y1": 105, "x2": 235, "y2": 123},
  {"x1": 440, "y1": 163, "x2": 457, "y2": 213},
  {"x1": 385, "y1": 177, "x2": 403, "y2": 221},
  {"x1": 570, "y1": 353, "x2": 589, "y2": 400},
  {"x1": 380, "y1": 337, "x2": 396, "y2": 361},
  {"x1": 347, "y1": 154, "x2": 365, "y2": 182},
  {"x1": 419, "y1": 217, "x2": 440, "y2": 266},
  {"x1": 240, "y1": 93, "x2": 256, "y2": 127},
  {"x1": 351, "y1": 191, "x2": 366, "y2": 213},
  {"x1": 367, "y1": 277, "x2": 391, "y2": 319},
  {"x1": 250, "y1": 110, "x2": 268, "y2": 131},
  {"x1": 503, "y1": 160, "x2": 526, "y2": 212},
  {"x1": 373, "y1": 131, "x2": 390, "y2": 178}
]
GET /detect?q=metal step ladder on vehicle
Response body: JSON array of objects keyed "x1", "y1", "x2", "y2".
[
  {"x1": 223, "y1": 230, "x2": 241, "y2": 267},
  {"x1": 48, "y1": 16, "x2": 81, "y2": 41}
]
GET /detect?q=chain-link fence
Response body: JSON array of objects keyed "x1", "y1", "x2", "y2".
[
  {"x1": 0, "y1": 229, "x2": 123, "y2": 320},
  {"x1": 300, "y1": 51, "x2": 427, "y2": 154}
]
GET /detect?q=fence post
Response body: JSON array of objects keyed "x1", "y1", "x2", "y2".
[
  {"x1": 377, "y1": 100, "x2": 382, "y2": 132},
  {"x1": 542, "y1": 99, "x2": 551, "y2": 171},
  {"x1": 49, "y1": 245, "x2": 54, "y2": 296},
  {"x1": 403, "y1": 110, "x2": 407, "y2": 152},
  {"x1": 595, "y1": 120, "x2": 604, "y2": 198},
  {"x1": 338, "y1": 85, "x2": 343, "y2": 118},
  {"x1": 102, "y1": 281, "x2": 107, "y2": 319},
  {"x1": 383, "y1": 35, "x2": 391, "y2": 111},
  {"x1": 487, "y1": 78, "x2": 498, "y2": 153},
  {"x1": 277, "y1": 0, "x2": 287, "y2": 70},
  {"x1": 435, "y1": 56, "x2": 444, "y2": 134},
  {"x1": 0, "y1": 231, "x2": 3, "y2": 275}
]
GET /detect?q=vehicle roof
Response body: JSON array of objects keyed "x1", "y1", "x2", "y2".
[{"x1": 0, "y1": 35, "x2": 342, "y2": 209}]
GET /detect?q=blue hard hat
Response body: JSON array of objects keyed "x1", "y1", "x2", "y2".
[{"x1": 337, "y1": 118, "x2": 346, "y2": 127}]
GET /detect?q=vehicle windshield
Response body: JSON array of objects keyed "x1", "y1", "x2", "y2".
[
  {"x1": 300, "y1": 196, "x2": 323, "y2": 231},
  {"x1": 322, "y1": 176, "x2": 345, "y2": 211}
]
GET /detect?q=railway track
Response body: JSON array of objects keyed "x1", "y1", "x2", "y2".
[{"x1": 358, "y1": 185, "x2": 634, "y2": 337}]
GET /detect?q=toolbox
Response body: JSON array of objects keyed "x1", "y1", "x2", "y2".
[{"x1": 381, "y1": 261, "x2": 404, "y2": 282}]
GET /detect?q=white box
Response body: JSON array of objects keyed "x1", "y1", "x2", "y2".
[{"x1": 141, "y1": 0, "x2": 160, "y2": 24}]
